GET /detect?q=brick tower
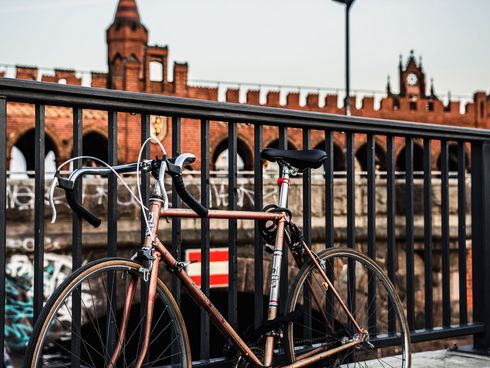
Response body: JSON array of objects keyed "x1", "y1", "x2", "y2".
[
  {"x1": 399, "y1": 50, "x2": 427, "y2": 98},
  {"x1": 106, "y1": 0, "x2": 148, "y2": 91}
]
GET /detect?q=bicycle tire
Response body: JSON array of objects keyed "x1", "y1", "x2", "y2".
[
  {"x1": 24, "y1": 257, "x2": 191, "y2": 368},
  {"x1": 285, "y1": 248, "x2": 411, "y2": 367}
]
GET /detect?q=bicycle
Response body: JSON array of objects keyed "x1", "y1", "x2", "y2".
[{"x1": 24, "y1": 144, "x2": 411, "y2": 367}]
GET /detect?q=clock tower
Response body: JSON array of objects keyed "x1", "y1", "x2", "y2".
[{"x1": 399, "y1": 50, "x2": 426, "y2": 98}]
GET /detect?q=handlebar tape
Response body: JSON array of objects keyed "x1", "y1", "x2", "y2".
[
  {"x1": 172, "y1": 175, "x2": 208, "y2": 218},
  {"x1": 65, "y1": 188, "x2": 102, "y2": 228}
]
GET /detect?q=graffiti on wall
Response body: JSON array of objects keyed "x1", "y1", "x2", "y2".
[
  {"x1": 5, "y1": 253, "x2": 73, "y2": 351},
  {"x1": 6, "y1": 179, "x2": 279, "y2": 212}
]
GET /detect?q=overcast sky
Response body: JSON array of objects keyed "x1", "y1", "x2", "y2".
[{"x1": 1, "y1": 0, "x2": 489, "y2": 100}]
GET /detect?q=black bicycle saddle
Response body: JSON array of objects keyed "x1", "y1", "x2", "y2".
[{"x1": 260, "y1": 148, "x2": 327, "y2": 171}]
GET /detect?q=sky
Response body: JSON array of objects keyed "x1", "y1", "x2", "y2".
[{"x1": 0, "y1": 0, "x2": 489, "y2": 101}]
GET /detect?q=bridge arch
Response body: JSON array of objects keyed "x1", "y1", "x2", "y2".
[
  {"x1": 81, "y1": 131, "x2": 108, "y2": 164},
  {"x1": 212, "y1": 136, "x2": 253, "y2": 171},
  {"x1": 436, "y1": 143, "x2": 470, "y2": 173},
  {"x1": 395, "y1": 143, "x2": 424, "y2": 173},
  {"x1": 9, "y1": 129, "x2": 58, "y2": 178},
  {"x1": 313, "y1": 140, "x2": 346, "y2": 171},
  {"x1": 355, "y1": 141, "x2": 387, "y2": 172}
]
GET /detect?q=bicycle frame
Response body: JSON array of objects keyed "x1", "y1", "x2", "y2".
[{"x1": 113, "y1": 168, "x2": 367, "y2": 368}]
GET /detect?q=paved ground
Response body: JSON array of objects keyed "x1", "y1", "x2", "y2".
[
  {"x1": 411, "y1": 349, "x2": 490, "y2": 368},
  {"x1": 10, "y1": 349, "x2": 490, "y2": 367}
]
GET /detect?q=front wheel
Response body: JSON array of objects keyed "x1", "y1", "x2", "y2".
[
  {"x1": 285, "y1": 248, "x2": 410, "y2": 367},
  {"x1": 24, "y1": 258, "x2": 191, "y2": 368}
]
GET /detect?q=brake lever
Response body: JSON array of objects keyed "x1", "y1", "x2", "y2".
[{"x1": 49, "y1": 172, "x2": 61, "y2": 224}]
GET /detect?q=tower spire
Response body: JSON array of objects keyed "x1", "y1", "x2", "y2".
[
  {"x1": 386, "y1": 75, "x2": 392, "y2": 95},
  {"x1": 113, "y1": 0, "x2": 142, "y2": 27}
]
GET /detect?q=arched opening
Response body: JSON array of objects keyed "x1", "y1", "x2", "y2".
[
  {"x1": 9, "y1": 129, "x2": 57, "y2": 178},
  {"x1": 82, "y1": 132, "x2": 108, "y2": 164},
  {"x1": 437, "y1": 144, "x2": 469, "y2": 173},
  {"x1": 396, "y1": 143, "x2": 424, "y2": 174},
  {"x1": 149, "y1": 61, "x2": 163, "y2": 82},
  {"x1": 265, "y1": 138, "x2": 297, "y2": 151},
  {"x1": 313, "y1": 141, "x2": 346, "y2": 172},
  {"x1": 355, "y1": 142, "x2": 387, "y2": 172},
  {"x1": 212, "y1": 138, "x2": 253, "y2": 172}
]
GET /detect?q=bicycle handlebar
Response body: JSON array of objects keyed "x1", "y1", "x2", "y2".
[{"x1": 56, "y1": 154, "x2": 208, "y2": 227}]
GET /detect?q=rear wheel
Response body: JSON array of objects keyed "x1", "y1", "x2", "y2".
[
  {"x1": 285, "y1": 248, "x2": 410, "y2": 367},
  {"x1": 24, "y1": 258, "x2": 191, "y2": 368}
]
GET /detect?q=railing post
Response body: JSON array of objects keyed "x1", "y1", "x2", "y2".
[
  {"x1": 0, "y1": 97, "x2": 6, "y2": 368},
  {"x1": 471, "y1": 141, "x2": 490, "y2": 352}
]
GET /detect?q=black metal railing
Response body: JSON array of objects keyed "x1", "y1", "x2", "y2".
[{"x1": 1, "y1": 77, "x2": 490, "y2": 366}]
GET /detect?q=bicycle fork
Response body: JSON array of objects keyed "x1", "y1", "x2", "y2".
[{"x1": 107, "y1": 251, "x2": 161, "y2": 368}]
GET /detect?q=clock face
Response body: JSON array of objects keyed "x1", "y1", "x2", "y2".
[{"x1": 407, "y1": 73, "x2": 418, "y2": 86}]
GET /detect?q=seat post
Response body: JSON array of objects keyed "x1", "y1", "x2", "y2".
[{"x1": 278, "y1": 164, "x2": 291, "y2": 208}]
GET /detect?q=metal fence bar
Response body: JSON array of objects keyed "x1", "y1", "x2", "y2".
[
  {"x1": 140, "y1": 114, "x2": 150, "y2": 243},
  {"x1": 107, "y1": 110, "x2": 118, "y2": 256},
  {"x1": 346, "y1": 132, "x2": 356, "y2": 321},
  {"x1": 106, "y1": 110, "x2": 118, "y2": 354},
  {"x1": 71, "y1": 107, "x2": 83, "y2": 368},
  {"x1": 324, "y1": 130, "x2": 335, "y2": 336},
  {"x1": 440, "y1": 139, "x2": 451, "y2": 327},
  {"x1": 228, "y1": 121, "x2": 238, "y2": 329},
  {"x1": 302, "y1": 129, "x2": 312, "y2": 341},
  {"x1": 140, "y1": 113, "x2": 151, "y2": 366},
  {"x1": 386, "y1": 135, "x2": 396, "y2": 334},
  {"x1": 471, "y1": 142, "x2": 490, "y2": 350},
  {"x1": 423, "y1": 138, "x2": 433, "y2": 329},
  {"x1": 253, "y1": 124, "x2": 264, "y2": 329},
  {"x1": 34, "y1": 104, "x2": 45, "y2": 321},
  {"x1": 458, "y1": 142, "x2": 468, "y2": 325},
  {"x1": 0, "y1": 97, "x2": 6, "y2": 368},
  {"x1": 200, "y1": 119, "x2": 210, "y2": 359},
  {"x1": 172, "y1": 116, "x2": 182, "y2": 304},
  {"x1": 324, "y1": 131, "x2": 333, "y2": 248},
  {"x1": 367, "y1": 134, "x2": 377, "y2": 336},
  {"x1": 405, "y1": 137, "x2": 415, "y2": 331}
]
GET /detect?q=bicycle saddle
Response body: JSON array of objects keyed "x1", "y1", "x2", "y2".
[{"x1": 260, "y1": 148, "x2": 327, "y2": 171}]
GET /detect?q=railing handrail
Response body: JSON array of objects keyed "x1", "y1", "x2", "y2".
[{"x1": 0, "y1": 77, "x2": 489, "y2": 141}]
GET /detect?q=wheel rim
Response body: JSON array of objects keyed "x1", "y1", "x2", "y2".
[
  {"x1": 31, "y1": 262, "x2": 189, "y2": 368},
  {"x1": 287, "y1": 249, "x2": 410, "y2": 367}
]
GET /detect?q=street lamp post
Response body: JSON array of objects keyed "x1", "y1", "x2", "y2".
[{"x1": 332, "y1": 0, "x2": 355, "y2": 116}]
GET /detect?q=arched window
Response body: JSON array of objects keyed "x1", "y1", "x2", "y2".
[
  {"x1": 9, "y1": 129, "x2": 57, "y2": 178},
  {"x1": 313, "y1": 140, "x2": 346, "y2": 176},
  {"x1": 355, "y1": 142, "x2": 387, "y2": 172},
  {"x1": 149, "y1": 61, "x2": 163, "y2": 82},
  {"x1": 82, "y1": 132, "x2": 108, "y2": 164},
  {"x1": 396, "y1": 143, "x2": 424, "y2": 174},
  {"x1": 437, "y1": 144, "x2": 469, "y2": 173},
  {"x1": 212, "y1": 138, "x2": 253, "y2": 172}
]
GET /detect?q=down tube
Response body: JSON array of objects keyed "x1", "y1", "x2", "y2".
[{"x1": 154, "y1": 238, "x2": 264, "y2": 367}]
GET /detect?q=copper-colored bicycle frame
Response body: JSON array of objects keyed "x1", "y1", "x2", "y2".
[{"x1": 110, "y1": 197, "x2": 367, "y2": 368}]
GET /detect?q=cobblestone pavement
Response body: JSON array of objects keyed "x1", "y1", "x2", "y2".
[{"x1": 411, "y1": 349, "x2": 490, "y2": 368}]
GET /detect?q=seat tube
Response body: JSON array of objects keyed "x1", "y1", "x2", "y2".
[
  {"x1": 263, "y1": 166, "x2": 290, "y2": 366},
  {"x1": 278, "y1": 167, "x2": 291, "y2": 208}
]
